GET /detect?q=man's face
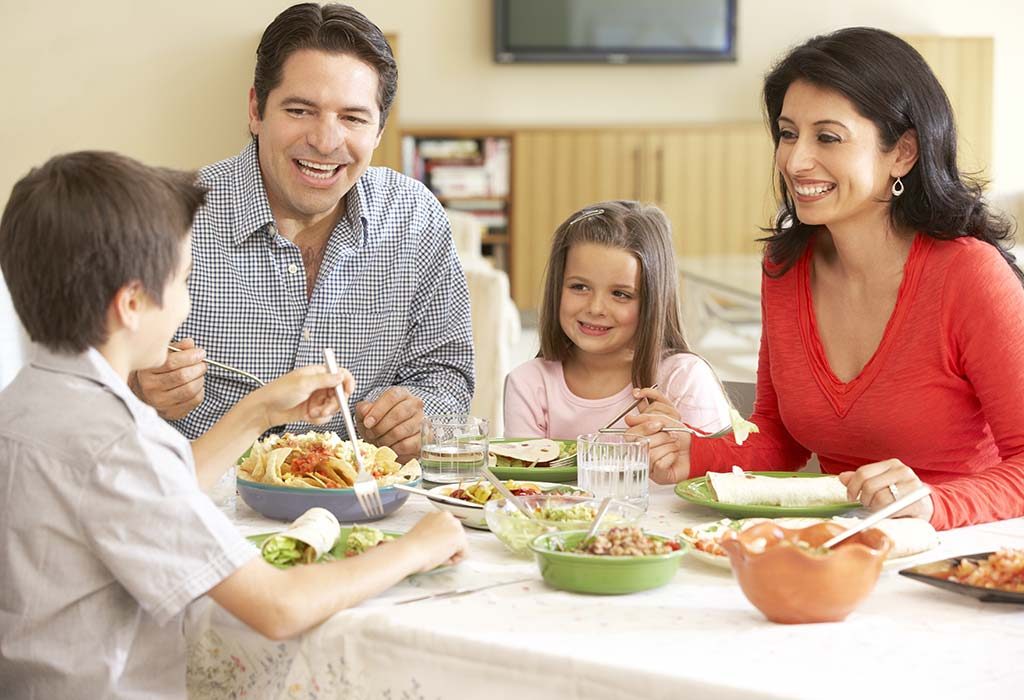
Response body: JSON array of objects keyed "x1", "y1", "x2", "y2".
[{"x1": 249, "y1": 49, "x2": 383, "y2": 230}]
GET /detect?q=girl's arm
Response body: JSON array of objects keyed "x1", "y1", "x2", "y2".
[
  {"x1": 191, "y1": 365, "x2": 351, "y2": 491},
  {"x1": 502, "y1": 364, "x2": 548, "y2": 438},
  {"x1": 207, "y1": 511, "x2": 467, "y2": 640}
]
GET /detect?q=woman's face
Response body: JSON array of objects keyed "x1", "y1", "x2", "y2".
[
  {"x1": 774, "y1": 80, "x2": 904, "y2": 233},
  {"x1": 558, "y1": 242, "x2": 641, "y2": 360}
]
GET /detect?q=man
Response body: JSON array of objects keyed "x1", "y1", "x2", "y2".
[{"x1": 132, "y1": 3, "x2": 474, "y2": 461}]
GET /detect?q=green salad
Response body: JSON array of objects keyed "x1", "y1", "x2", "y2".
[{"x1": 261, "y1": 534, "x2": 318, "y2": 568}]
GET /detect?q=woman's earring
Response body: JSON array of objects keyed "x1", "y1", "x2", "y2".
[{"x1": 891, "y1": 176, "x2": 905, "y2": 198}]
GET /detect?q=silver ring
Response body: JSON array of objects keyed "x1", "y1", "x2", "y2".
[{"x1": 888, "y1": 483, "x2": 900, "y2": 500}]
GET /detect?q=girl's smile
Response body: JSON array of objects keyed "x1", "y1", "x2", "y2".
[{"x1": 559, "y1": 242, "x2": 641, "y2": 359}]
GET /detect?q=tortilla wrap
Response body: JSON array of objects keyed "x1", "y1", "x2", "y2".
[
  {"x1": 489, "y1": 439, "x2": 561, "y2": 465},
  {"x1": 833, "y1": 516, "x2": 938, "y2": 559},
  {"x1": 708, "y1": 470, "x2": 851, "y2": 507},
  {"x1": 261, "y1": 507, "x2": 341, "y2": 561}
]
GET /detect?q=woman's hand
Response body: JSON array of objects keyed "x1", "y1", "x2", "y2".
[
  {"x1": 838, "y1": 458, "x2": 933, "y2": 520},
  {"x1": 625, "y1": 413, "x2": 693, "y2": 485},
  {"x1": 631, "y1": 387, "x2": 681, "y2": 422},
  {"x1": 256, "y1": 364, "x2": 355, "y2": 429}
]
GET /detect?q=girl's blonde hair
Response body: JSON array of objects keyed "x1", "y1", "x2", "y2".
[{"x1": 537, "y1": 200, "x2": 690, "y2": 389}]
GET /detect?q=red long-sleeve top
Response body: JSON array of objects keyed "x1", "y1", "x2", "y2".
[{"x1": 691, "y1": 234, "x2": 1024, "y2": 530}]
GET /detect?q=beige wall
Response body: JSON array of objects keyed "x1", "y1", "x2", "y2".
[{"x1": 2, "y1": 0, "x2": 1024, "y2": 206}]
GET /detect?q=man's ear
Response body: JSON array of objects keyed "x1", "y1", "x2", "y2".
[
  {"x1": 109, "y1": 281, "x2": 147, "y2": 332},
  {"x1": 248, "y1": 86, "x2": 262, "y2": 138},
  {"x1": 893, "y1": 128, "x2": 919, "y2": 178}
]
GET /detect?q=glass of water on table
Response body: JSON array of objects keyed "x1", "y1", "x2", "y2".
[
  {"x1": 420, "y1": 414, "x2": 489, "y2": 484},
  {"x1": 576, "y1": 433, "x2": 650, "y2": 510}
]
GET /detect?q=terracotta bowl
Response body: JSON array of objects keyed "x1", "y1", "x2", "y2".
[{"x1": 719, "y1": 521, "x2": 892, "y2": 624}]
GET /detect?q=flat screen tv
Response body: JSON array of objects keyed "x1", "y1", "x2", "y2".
[{"x1": 494, "y1": 0, "x2": 737, "y2": 64}]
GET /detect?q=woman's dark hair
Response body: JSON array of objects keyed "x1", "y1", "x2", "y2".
[
  {"x1": 761, "y1": 27, "x2": 1020, "y2": 282},
  {"x1": 254, "y1": 3, "x2": 397, "y2": 128},
  {"x1": 538, "y1": 201, "x2": 690, "y2": 389}
]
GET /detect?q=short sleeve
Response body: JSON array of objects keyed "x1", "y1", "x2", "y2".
[
  {"x1": 503, "y1": 361, "x2": 549, "y2": 438},
  {"x1": 80, "y1": 428, "x2": 258, "y2": 625}
]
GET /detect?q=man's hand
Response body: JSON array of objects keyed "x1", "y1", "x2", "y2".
[
  {"x1": 355, "y1": 387, "x2": 424, "y2": 462},
  {"x1": 130, "y1": 338, "x2": 206, "y2": 420}
]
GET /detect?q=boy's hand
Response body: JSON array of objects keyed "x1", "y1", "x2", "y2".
[
  {"x1": 131, "y1": 338, "x2": 206, "y2": 419},
  {"x1": 403, "y1": 511, "x2": 468, "y2": 572},
  {"x1": 355, "y1": 387, "x2": 424, "y2": 462},
  {"x1": 257, "y1": 364, "x2": 354, "y2": 429}
]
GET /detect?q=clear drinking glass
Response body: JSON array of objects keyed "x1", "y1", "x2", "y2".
[
  {"x1": 420, "y1": 414, "x2": 489, "y2": 484},
  {"x1": 576, "y1": 433, "x2": 650, "y2": 510}
]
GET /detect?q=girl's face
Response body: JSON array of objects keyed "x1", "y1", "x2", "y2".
[
  {"x1": 559, "y1": 242, "x2": 641, "y2": 360},
  {"x1": 774, "y1": 80, "x2": 904, "y2": 233}
]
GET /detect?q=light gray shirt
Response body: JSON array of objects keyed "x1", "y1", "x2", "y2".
[{"x1": 0, "y1": 347, "x2": 258, "y2": 700}]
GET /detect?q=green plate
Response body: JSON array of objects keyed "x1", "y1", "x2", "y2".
[
  {"x1": 530, "y1": 530, "x2": 687, "y2": 595},
  {"x1": 674, "y1": 471, "x2": 862, "y2": 518},
  {"x1": 488, "y1": 438, "x2": 577, "y2": 482},
  {"x1": 247, "y1": 526, "x2": 401, "y2": 567}
]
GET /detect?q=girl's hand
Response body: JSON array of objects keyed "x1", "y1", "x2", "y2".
[
  {"x1": 257, "y1": 364, "x2": 355, "y2": 429},
  {"x1": 625, "y1": 413, "x2": 693, "y2": 484},
  {"x1": 632, "y1": 387, "x2": 681, "y2": 422},
  {"x1": 838, "y1": 459, "x2": 933, "y2": 520}
]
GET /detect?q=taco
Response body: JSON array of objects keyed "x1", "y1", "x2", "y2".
[
  {"x1": 489, "y1": 439, "x2": 564, "y2": 468},
  {"x1": 260, "y1": 507, "x2": 341, "y2": 568}
]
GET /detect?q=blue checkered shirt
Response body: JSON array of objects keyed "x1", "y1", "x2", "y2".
[{"x1": 171, "y1": 141, "x2": 474, "y2": 440}]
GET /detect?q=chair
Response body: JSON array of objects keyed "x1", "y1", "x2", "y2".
[{"x1": 446, "y1": 209, "x2": 521, "y2": 435}]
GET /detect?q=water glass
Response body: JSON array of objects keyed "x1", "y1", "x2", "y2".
[
  {"x1": 420, "y1": 414, "x2": 489, "y2": 483},
  {"x1": 576, "y1": 433, "x2": 650, "y2": 510}
]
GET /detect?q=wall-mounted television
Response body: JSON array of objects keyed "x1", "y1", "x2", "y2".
[{"x1": 494, "y1": 0, "x2": 737, "y2": 64}]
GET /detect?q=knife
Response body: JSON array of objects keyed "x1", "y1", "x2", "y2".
[{"x1": 394, "y1": 577, "x2": 535, "y2": 605}]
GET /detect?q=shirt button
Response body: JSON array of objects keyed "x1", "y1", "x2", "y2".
[
  {"x1": 287, "y1": 263, "x2": 298, "y2": 274},
  {"x1": 302, "y1": 329, "x2": 311, "y2": 341}
]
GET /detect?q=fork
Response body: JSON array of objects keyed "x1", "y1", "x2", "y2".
[
  {"x1": 598, "y1": 424, "x2": 735, "y2": 439},
  {"x1": 323, "y1": 349, "x2": 384, "y2": 518}
]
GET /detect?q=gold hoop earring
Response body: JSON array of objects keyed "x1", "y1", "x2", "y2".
[{"x1": 891, "y1": 176, "x2": 905, "y2": 198}]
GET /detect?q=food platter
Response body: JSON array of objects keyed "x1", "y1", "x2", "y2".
[{"x1": 675, "y1": 471, "x2": 862, "y2": 518}]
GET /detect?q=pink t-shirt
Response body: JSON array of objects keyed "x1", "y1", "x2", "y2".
[{"x1": 503, "y1": 353, "x2": 731, "y2": 440}]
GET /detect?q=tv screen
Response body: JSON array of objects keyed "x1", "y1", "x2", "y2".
[{"x1": 494, "y1": 0, "x2": 736, "y2": 64}]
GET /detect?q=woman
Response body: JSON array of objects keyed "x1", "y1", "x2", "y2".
[{"x1": 629, "y1": 27, "x2": 1024, "y2": 530}]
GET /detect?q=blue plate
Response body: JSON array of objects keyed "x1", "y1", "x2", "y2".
[{"x1": 236, "y1": 476, "x2": 421, "y2": 523}]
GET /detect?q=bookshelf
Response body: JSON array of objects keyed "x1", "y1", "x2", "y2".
[{"x1": 402, "y1": 129, "x2": 514, "y2": 281}]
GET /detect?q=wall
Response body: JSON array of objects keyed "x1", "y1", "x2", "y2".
[{"x1": 1, "y1": 0, "x2": 1023, "y2": 384}]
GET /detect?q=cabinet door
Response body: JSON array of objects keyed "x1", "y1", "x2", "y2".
[
  {"x1": 511, "y1": 129, "x2": 646, "y2": 311},
  {"x1": 648, "y1": 124, "x2": 774, "y2": 257}
]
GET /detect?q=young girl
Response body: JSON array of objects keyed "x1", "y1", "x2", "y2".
[{"x1": 503, "y1": 200, "x2": 731, "y2": 440}]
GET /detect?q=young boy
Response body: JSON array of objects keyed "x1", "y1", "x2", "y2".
[{"x1": 0, "y1": 152, "x2": 467, "y2": 700}]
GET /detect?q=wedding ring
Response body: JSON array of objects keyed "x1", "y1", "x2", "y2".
[{"x1": 888, "y1": 483, "x2": 900, "y2": 500}]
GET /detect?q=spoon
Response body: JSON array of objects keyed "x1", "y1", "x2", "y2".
[
  {"x1": 480, "y1": 465, "x2": 536, "y2": 519},
  {"x1": 822, "y1": 486, "x2": 932, "y2": 550},
  {"x1": 584, "y1": 496, "x2": 616, "y2": 540}
]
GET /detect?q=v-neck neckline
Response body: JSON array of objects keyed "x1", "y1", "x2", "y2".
[{"x1": 796, "y1": 232, "x2": 929, "y2": 417}]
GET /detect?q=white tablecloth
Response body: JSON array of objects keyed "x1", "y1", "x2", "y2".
[{"x1": 185, "y1": 474, "x2": 1024, "y2": 700}]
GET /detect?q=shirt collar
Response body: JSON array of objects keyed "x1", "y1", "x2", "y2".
[
  {"x1": 30, "y1": 346, "x2": 152, "y2": 425},
  {"x1": 229, "y1": 139, "x2": 372, "y2": 247}
]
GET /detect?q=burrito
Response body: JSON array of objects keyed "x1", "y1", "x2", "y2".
[
  {"x1": 489, "y1": 439, "x2": 565, "y2": 468},
  {"x1": 708, "y1": 468, "x2": 851, "y2": 507},
  {"x1": 260, "y1": 507, "x2": 341, "y2": 568},
  {"x1": 832, "y1": 516, "x2": 938, "y2": 559}
]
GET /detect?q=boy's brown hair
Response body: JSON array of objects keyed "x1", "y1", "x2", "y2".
[
  {"x1": 0, "y1": 151, "x2": 206, "y2": 353},
  {"x1": 538, "y1": 200, "x2": 690, "y2": 389}
]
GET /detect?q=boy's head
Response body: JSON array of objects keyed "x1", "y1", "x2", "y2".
[{"x1": 0, "y1": 151, "x2": 206, "y2": 355}]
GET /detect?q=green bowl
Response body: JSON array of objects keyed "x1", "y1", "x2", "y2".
[{"x1": 530, "y1": 530, "x2": 688, "y2": 595}]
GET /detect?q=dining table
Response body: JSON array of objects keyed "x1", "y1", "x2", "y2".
[{"x1": 185, "y1": 470, "x2": 1024, "y2": 700}]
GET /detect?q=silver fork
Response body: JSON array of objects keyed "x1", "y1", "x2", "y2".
[
  {"x1": 598, "y1": 424, "x2": 734, "y2": 439},
  {"x1": 323, "y1": 349, "x2": 384, "y2": 518}
]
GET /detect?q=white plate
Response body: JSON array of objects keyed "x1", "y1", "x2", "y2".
[
  {"x1": 679, "y1": 517, "x2": 939, "y2": 571},
  {"x1": 426, "y1": 481, "x2": 588, "y2": 529}
]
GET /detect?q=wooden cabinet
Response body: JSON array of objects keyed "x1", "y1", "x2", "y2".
[{"x1": 511, "y1": 124, "x2": 774, "y2": 310}]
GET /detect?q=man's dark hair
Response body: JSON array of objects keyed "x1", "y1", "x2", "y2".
[
  {"x1": 254, "y1": 3, "x2": 397, "y2": 128},
  {"x1": 0, "y1": 151, "x2": 206, "y2": 353}
]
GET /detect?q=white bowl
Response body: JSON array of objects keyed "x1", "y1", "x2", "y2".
[{"x1": 426, "y1": 481, "x2": 589, "y2": 529}]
